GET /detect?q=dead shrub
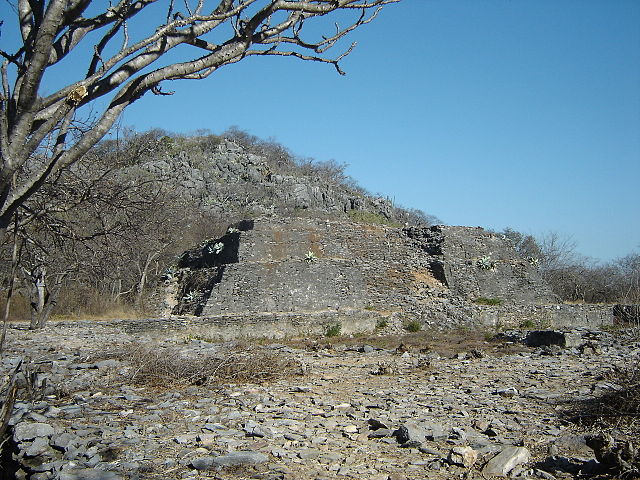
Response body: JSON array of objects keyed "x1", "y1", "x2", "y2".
[
  {"x1": 564, "y1": 356, "x2": 640, "y2": 437},
  {"x1": 114, "y1": 343, "x2": 300, "y2": 387}
]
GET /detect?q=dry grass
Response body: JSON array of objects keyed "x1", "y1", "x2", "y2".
[
  {"x1": 0, "y1": 296, "x2": 30, "y2": 321},
  {"x1": 1, "y1": 290, "x2": 147, "y2": 323},
  {"x1": 112, "y1": 343, "x2": 301, "y2": 387}
]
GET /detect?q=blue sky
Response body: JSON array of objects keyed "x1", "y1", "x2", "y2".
[{"x1": 3, "y1": 1, "x2": 639, "y2": 262}]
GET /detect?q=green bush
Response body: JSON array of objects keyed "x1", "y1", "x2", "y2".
[
  {"x1": 347, "y1": 210, "x2": 401, "y2": 227},
  {"x1": 325, "y1": 323, "x2": 342, "y2": 337},
  {"x1": 404, "y1": 320, "x2": 422, "y2": 332},
  {"x1": 519, "y1": 319, "x2": 535, "y2": 329},
  {"x1": 473, "y1": 297, "x2": 503, "y2": 306},
  {"x1": 376, "y1": 318, "x2": 388, "y2": 330}
]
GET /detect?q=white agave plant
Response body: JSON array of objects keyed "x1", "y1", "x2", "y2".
[
  {"x1": 162, "y1": 267, "x2": 177, "y2": 281},
  {"x1": 183, "y1": 291, "x2": 200, "y2": 302},
  {"x1": 477, "y1": 255, "x2": 496, "y2": 271},
  {"x1": 305, "y1": 251, "x2": 317, "y2": 263},
  {"x1": 206, "y1": 242, "x2": 225, "y2": 255},
  {"x1": 527, "y1": 256, "x2": 540, "y2": 268}
]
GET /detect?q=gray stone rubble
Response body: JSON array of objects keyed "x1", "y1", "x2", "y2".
[{"x1": 1, "y1": 322, "x2": 638, "y2": 479}]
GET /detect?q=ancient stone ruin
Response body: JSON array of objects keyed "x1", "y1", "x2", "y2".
[{"x1": 163, "y1": 217, "x2": 611, "y2": 338}]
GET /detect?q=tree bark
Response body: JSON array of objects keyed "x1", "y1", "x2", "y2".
[{"x1": 29, "y1": 266, "x2": 47, "y2": 330}]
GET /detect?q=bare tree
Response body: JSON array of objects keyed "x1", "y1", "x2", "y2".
[
  {"x1": 500, "y1": 227, "x2": 543, "y2": 260},
  {"x1": 615, "y1": 253, "x2": 640, "y2": 304},
  {"x1": 0, "y1": 0, "x2": 398, "y2": 242},
  {"x1": 6, "y1": 130, "x2": 191, "y2": 328}
]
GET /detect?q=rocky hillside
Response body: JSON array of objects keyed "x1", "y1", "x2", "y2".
[{"x1": 129, "y1": 134, "x2": 428, "y2": 226}]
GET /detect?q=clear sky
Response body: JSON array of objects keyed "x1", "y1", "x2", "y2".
[{"x1": 4, "y1": 1, "x2": 639, "y2": 262}]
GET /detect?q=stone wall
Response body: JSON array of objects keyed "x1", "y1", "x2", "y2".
[
  {"x1": 473, "y1": 304, "x2": 613, "y2": 330},
  {"x1": 24, "y1": 310, "x2": 378, "y2": 340},
  {"x1": 26, "y1": 303, "x2": 613, "y2": 340},
  {"x1": 405, "y1": 226, "x2": 558, "y2": 304},
  {"x1": 167, "y1": 217, "x2": 570, "y2": 336}
]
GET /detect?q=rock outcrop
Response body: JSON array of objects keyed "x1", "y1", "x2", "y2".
[{"x1": 133, "y1": 138, "x2": 397, "y2": 220}]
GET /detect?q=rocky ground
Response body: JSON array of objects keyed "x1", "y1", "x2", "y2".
[{"x1": 1, "y1": 322, "x2": 639, "y2": 480}]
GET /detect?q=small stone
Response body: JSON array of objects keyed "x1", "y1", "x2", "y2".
[
  {"x1": 298, "y1": 449, "x2": 321, "y2": 460},
  {"x1": 482, "y1": 446, "x2": 531, "y2": 476},
  {"x1": 290, "y1": 386, "x2": 311, "y2": 393},
  {"x1": 44, "y1": 406, "x2": 62, "y2": 418},
  {"x1": 418, "y1": 445, "x2": 441, "y2": 455},
  {"x1": 243, "y1": 420, "x2": 269, "y2": 438},
  {"x1": 191, "y1": 457, "x2": 214, "y2": 470},
  {"x1": 23, "y1": 437, "x2": 53, "y2": 457},
  {"x1": 368, "y1": 418, "x2": 390, "y2": 430},
  {"x1": 59, "y1": 470, "x2": 123, "y2": 480},
  {"x1": 534, "y1": 469, "x2": 558, "y2": 479},
  {"x1": 393, "y1": 423, "x2": 426, "y2": 445},
  {"x1": 423, "y1": 422, "x2": 447, "y2": 441},
  {"x1": 212, "y1": 451, "x2": 268, "y2": 466},
  {"x1": 368, "y1": 428, "x2": 392, "y2": 439},
  {"x1": 496, "y1": 387, "x2": 518, "y2": 398},
  {"x1": 449, "y1": 427, "x2": 466, "y2": 441},
  {"x1": 473, "y1": 420, "x2": 490, "y2": 432},
  {"x1": 448, "y1": 446, "x2": 478, "y2": 467},
  {"x1": 196, "y1": 433, "x2": 217, "y2": 446}
]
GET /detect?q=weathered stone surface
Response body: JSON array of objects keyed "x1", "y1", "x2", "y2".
[
  {"x1": 23, "y1": 437, "x2": 53, "y2": 457},
  {"x1": 13, "y1": 423, "x2": 55, "y2": 442},
  {"x1": 211, "y1": 451, "x2": 269, "y2": 466},
  {"x1": 167, "y1": 217, "x2": 612, "y2": 338},
  {"x1": 393, "y1": 422, "x2": 427, "y2": 445},
  {"x1": 448, "y1": 446, "x2": 478, "y2": 467},
  {"x1": 482, "y1": 446, "x2": 531, "y2": 476},
  {"x1": 59, "y1": 470, "x2": 123, "y2": 480},
  {"x1": 406, "y1": 225, "x2": 558, "y2": 305},
  {"x1": 190, "y1": 456, "x2": 215, "y2": 470}
]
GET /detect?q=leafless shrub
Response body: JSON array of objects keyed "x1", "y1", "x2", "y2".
[
  {"x1": 564, "y1": 356, "x2": 640, "y2": 437},
  {"x1": 114, "y1": 343, "x2": 300, "y2": 387}
]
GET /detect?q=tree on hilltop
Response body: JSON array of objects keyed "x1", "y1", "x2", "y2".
[{"x1": 0, "y1": 0, "x2": 399, "y2": 243}]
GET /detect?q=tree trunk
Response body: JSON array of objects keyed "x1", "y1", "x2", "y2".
[
  {"x1": 38, "y1": 275, "x2": 65, "y2": 329},
  {"x1": 1, "y1": 220, "x2": 23, "y2": 353},
  {"x1": 136, "y1": 252, "x2": 160, "y2": 308},
  {"x1": 29, "y1": 266, "x2": 47, "y2": 330},
  {"x1": 28, "y1": 270, "x2": 68, "y2": 330}
]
